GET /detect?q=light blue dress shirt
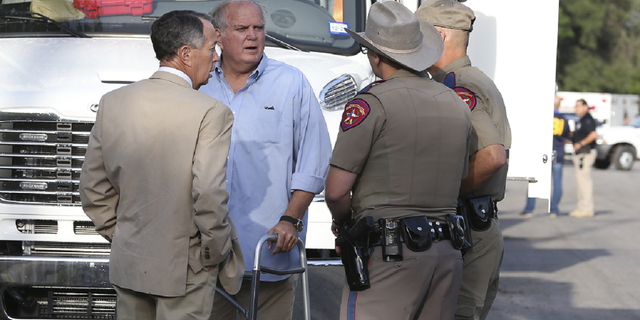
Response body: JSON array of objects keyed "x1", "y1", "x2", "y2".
[{"x1": 200, "y1": 53, "x2": 332, "y2": 281}]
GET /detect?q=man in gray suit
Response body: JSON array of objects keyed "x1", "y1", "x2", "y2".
[{"x1": 80, "y1": 10, "x2": 243, "y2": 320}]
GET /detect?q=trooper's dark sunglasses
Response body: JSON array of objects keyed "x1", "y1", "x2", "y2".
[{"x1": 360, "y1": 44, "x2": 369, "y2": 54}]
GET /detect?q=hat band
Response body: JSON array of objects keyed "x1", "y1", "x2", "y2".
[{"x1": 363, "y1": 34, "x2": 422, "y2": 54}]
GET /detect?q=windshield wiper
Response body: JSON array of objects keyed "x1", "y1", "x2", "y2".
[
  {"x1": 266, "y1": 33, "x2": 307, "y2": 52},
  {"x1": 0, "y1": 10, "x2": 90, "y2": 38}
]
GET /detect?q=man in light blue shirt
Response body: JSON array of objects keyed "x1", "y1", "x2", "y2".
[{"x1": 200, "y1": 0, "x2": 332, "y2": 319}]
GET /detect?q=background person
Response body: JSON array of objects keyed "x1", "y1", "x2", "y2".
[
  {"x1": 79, "y1": 10, "x2": 243, "y2": 320},
  {"x1": 521, "y1": 95, "x2": 571, "y2": 218},
  {"x1": 326, "y1": 2, "x2": 473, "y2": 319},
  {"x1": 416, "y1": 1, "x2": 512, "y2": 319},
  {"x1": 200, "y1": 0, "x2": 332, "y2": 319},
  {"x1": 569, "y1": 99, "x2": 598, "y2": 218}
]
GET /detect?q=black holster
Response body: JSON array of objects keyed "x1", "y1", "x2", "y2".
[
  {"x1": 462, "y1": 196, "x2": 495, "y2": 232},
  {"x1": 336, "y1": 216, "x2": 375, "y2": 291},
  {"x1": 446, "y1": 213, "x2": 472, "y2": 251},
  {"x1": 456, "y1": 198, "x2": 474, "y2": 255}
]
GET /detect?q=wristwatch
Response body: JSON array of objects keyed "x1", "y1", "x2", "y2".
[{"x1": 279, "y1": 215, "x2": 304, "y2": 232}]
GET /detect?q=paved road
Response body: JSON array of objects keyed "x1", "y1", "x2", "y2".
[{"x1": 292, "y1": 161, "x2": 640, "y2": 320}]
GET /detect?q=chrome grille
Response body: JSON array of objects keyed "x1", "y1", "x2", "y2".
[
  {"x1": 38, "y1": 291, "x2": 115, "y2": 318},
  {"x1": 24, "y1": 242, "x2": 111, "y2": 258},
  {"x1": 319, "y1": 74, "x2": 358, "y2": 111},
  {"x1": 0, "y1": 120, "x2": 93, "y2": 205},
  {"x1": 74, "y1": 221, "x2": 101, "y2": 236},
  {"x1": 4, "y1": 287, "x2": 115, "y2": 319},
  {"x1": 16, "y1": 219, "x2": 58, "y2": 234}
]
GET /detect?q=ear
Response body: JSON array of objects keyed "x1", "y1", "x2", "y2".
[
  {"x1": 371, "y1": 51, "x2": 382, "y2": 68},
  {"x1": 177, "y1": 45, "x2": 192, "y2": 67},
  {"x1": 438, "y1": 29, "x2": 446, "y2": 42},
  {"x1": 215, "y1": 29, "x2": 224, "y2": 50}
]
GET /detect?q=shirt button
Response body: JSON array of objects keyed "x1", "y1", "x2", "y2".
[{"x1": 232, "y1": 111, "x2": 236, "y2": 114}]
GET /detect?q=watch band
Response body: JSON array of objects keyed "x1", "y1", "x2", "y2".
[{"x1": 279, "y1": 215, "x2": 303, "y2": 231}]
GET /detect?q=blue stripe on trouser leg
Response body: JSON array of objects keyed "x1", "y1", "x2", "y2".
[{"x1": 347, "y1": 291, "x2": 357, "y2": 320}]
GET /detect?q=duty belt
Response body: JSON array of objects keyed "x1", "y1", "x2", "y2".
[{"x1": 370, "y1": 218, "x2": 451, "y2": 246}]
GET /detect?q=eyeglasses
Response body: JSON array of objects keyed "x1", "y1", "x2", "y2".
[{"x1": 360, "y1": 45, "x2": 369, "y2": 55}]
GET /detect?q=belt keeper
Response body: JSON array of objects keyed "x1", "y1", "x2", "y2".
[{"x1": 430, "y1": 221, "x2": 444, "y2": 242}]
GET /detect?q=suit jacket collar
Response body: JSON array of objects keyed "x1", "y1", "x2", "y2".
[{"x1": 150, "y1": 71, "x2": 193, "y2": 90}]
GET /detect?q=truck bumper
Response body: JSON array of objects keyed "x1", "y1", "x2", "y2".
[
  {"x1": 0, "y1": 256, "x2": 113, "y2": 320},
  {"x1": 596, "y1": 144, "x2": 613, "y2": 161}
]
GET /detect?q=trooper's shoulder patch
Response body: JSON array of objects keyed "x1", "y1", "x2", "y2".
[
  {"x1": 443, "y1": 72, "x2": 456, "y2": 88},
  {"x1": 453, "y1": 87, "x2": 477, "y2": 111},
  {"x1": 341, "y1": 99, "x2": 370, "y2": 131}
]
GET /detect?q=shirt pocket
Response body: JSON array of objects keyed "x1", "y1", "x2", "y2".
[{"x1": 251, "y1": 108, "x2": 283, "y2": 144}]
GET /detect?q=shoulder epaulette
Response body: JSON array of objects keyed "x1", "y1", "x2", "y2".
[
  {"x1": 443, "y1": 72, "x2": 456, "y2": 88},
  {"x1": 359, "y1": 79, "x2": 386, "y2": 93}
]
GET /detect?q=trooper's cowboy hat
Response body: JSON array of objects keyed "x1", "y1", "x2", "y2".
[
  {"x1": 345, "y1": 1, "x2": 443, "y2": 72},
  {"x1": 415, "y1": 0, "x2": 476, "y2": 32}
]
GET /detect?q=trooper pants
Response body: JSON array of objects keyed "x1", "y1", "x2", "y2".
[
  {"x1": 572, "y1": 149, "x2": 596, "y2": 214},
  {"x1": 340, "y1": 241, "x2": 463, "y2": 320},
  {"x1": 114, "y1": 266, "x2": 218, "y2": 320},
  {"x1": 455, "y1": 218, "x2": 504, "y2": 320},
  {"x1": 210, "y1": 274, "x2": 298, "y2": 320}
]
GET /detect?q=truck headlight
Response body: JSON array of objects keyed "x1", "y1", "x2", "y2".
[{"x1": 319, "y1": 74, "x2": 357, "y2": 111}]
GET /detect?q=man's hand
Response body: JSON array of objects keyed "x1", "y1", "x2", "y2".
[
  {"x1": 573, "y1": 143, "x2": 582, "y2": 152},
  {"x1": 268, "y1": 220, "x2": 299, "y2": 254},
  {"x1": 331, "y1": 220, "x2": 341, "y2": 237}
]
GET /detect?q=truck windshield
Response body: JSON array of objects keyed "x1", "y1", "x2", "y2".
[{"x1": 0, "y1": 0, "x2": 363, "y2": 55}]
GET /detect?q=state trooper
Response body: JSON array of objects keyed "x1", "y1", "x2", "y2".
[
  {"x1": 416, "y1": 1, "x2": 512, "y2": 319},
  {"x1": 325, "y1": 2, "x2": 475, "y2": 319}
]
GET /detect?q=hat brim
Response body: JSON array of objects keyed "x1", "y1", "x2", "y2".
[{"x1": 346, "y1": 19, "x2": 443, "y2": 72}]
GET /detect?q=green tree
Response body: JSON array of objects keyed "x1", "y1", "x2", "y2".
[{"x1": 557, "y1": 0, "x2": 640, "y2": 94}]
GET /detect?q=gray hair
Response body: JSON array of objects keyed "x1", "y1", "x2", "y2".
[
  {"x1": 151, "y1": 10, "x2": 214, "y2": 61},
  {"x1": 438, "y1": 27, "x2": 470, "y2": 50},
  {"x1": 209, "y1": 0, "x2": 268, "y2": 35}
]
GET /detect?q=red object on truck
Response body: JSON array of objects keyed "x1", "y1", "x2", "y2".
[{"x1": 74, "y1": 0, "x2": 154, "y2": 18}]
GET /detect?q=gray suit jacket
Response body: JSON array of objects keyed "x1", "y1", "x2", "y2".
[{"x1": 80, "y1": 71, "x2": 244, "y2": 297}]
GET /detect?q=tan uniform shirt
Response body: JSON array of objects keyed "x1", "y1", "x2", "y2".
[
  {"x1": 433, "y1": 56, "x2": 512, "y2": 202},
  {"x1": 330, "y1": 69, "x2": 474, "y2": 223}
]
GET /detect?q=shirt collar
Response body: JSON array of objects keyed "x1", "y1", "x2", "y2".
[
  {"x1": 158, "y1": 66, "x2": 193, "y2": 88},
  {"x1": 387, "y1": 68, "x2": 423, "y2": 80},
  {"x1": 214, "y1": 52, "x2": 269, "y2": 81},
  {"x1": 432, "y1": 55, "x2": 472, "y2": 83}
]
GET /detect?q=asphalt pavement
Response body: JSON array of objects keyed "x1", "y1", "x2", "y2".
[{"x1": 292, "y1": 160, "x2": 640, "y2": 320}]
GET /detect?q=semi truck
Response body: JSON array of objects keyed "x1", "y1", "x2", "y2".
[{"x1": 0, "y1": 0, "x2": 558, "y2": 318}]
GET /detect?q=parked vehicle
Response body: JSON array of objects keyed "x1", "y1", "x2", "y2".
[
  {"x1": 594, "y1": 116, "x2": 640, "y2": 170},
  {"x1": 557, "y1": 91, "x2": 639, "y2": 128}
]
